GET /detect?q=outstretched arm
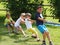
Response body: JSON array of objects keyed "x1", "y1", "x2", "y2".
[
  {"x1": 37, "y1": 17, "x2": 47, "y2": 23},
  {"x1": 20, "y1": 19, "x2": 25, "y2": 24}
]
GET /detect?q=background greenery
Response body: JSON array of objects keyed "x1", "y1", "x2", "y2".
[{"x1": 0, "y1": 0, "x2": 60, "y2": 45}]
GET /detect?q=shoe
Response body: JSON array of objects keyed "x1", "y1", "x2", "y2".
[
  {"x1": 49, "y1": 41, "x2": 53, "y2": 45},
  {"x1": 36, "y1": 38, "x2": 40, "y2": 41},
  {"x1": 31, "y1": 35, "x2": 37, "y2": 38},
  {"x1": 12, "y1": 30, "x2": 19, "y2": 35},
  {"x1": 41, "y1": 41, "x2": 46, "y2": 45}
]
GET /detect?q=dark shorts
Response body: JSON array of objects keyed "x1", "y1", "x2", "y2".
[{"x1": 5, "y1": 24, "x2": 13, "y2": 27}]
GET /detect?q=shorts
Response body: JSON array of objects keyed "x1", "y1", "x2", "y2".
[
  {"x1": 37, "y1": 25, "x2": 48, "y2": 34},
  {"x1": 14, "y1": 24, "x2": 21, "y2": 30},
  {"x1": 5, "y1": 24, "x2": 13, "y2": 27},
  {"x1": 27, "y1": 28, "x2": 37, "y2": 34}
]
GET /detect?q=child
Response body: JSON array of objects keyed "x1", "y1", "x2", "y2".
[
  {"x1": 14, "y1": 13, "x2": 27, "y2": 37},
  {"x1": 4, "y1": 13, "x2": 15, "y2": 34},
  {"x1": 35, "y1": 6, "x2": 53, "y2": 45},
  {"x1": 25, "y1": 13, "x2": 40, "y2": 41}
]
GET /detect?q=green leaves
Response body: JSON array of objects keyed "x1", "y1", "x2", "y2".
[
  {"x1": 49, "y1": 0, "x2": 60, "y2": 19},
  {"x1": 7, "y1": 0, "x2": 41, "y2": 20}
]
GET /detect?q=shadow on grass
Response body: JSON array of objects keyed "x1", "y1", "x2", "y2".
[
  {"x1": 14, "y1": 38, "x2": 31, "y2": 43},
  {"x1": 0, "y1": 17, "x2": 41, "y2": 45},
  {"x1": 14, "y1": 37, "x2": 41, "y2": 45}
]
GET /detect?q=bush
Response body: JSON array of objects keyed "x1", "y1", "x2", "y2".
[{"x1": 7, "y1": 0, "x2": 41, "y2": 20}]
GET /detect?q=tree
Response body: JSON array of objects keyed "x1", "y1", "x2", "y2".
[
  {"x1": 7, "y1": 0, "x2": 43, "y2": 20},
  {"x1": 48, "y1": 0, "x2": 60, "y2": 22}
]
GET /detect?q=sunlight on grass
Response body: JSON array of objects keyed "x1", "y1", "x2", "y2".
[{"x1": 0, "y1": 22, "x2": 60, "y2": 45}]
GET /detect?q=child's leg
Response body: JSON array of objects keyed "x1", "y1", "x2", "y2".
[
  {"x1": 28, "y1": 28, "x2": 38, "y2": 37},
  {"x1": 28, "y1": 28, "x2": 37, "y2": 35},
  {"x1": 9, "y1": 23, "x2": 15, "y2": 31},
  {"x1": 46, "y1": 32, "x2": 51, "y2": 41},
  {"x1": 43, "y1": 31, "x2": 53, "y2": 45},
  {"x1": 46, "y1": 32, "x2": 53, "y2": 45},
  {"x1": 42, "y1": 25, "x2": 53, "y2": 45},
  {"x1": 37, "y1": 25, "x2": 48, "y2": 44},
  {"x1": 28, "y1": 28, "x2": 40, "y2": 41},
  {"x1": 17, "y1": 26, "x2": 27, "y2": 37},
  {"x1": 11, "y1": 21, "x2": 15, "y2": 32},
  {"x1": 6, "y1": 24, "x2": 11, "y2": 33},
  {"x1": 43, "y1": 31, "x2": 47, "y2": 41},
  {"x1": 43, "y1": 25, "x2": 51, "y2": 42},
  {"x1": 11, "y1": 25, "x2": 15, "y2": 32}
]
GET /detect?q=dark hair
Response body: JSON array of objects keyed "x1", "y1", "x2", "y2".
[
  {"x1": 6, "y1": 13, "x2": 10, "y2": 17},
  {"x1": 37, "y1": 6, "x2": 42, "y2": 9}
]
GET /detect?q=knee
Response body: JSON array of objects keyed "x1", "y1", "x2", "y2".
[{"x1": 44, "y1": 31, "x2": 49, "y2": 35}]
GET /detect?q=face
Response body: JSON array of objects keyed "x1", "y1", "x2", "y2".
[
  {"x1": 26, "y1": 15, "x2": 31, "y2": 19},
  {"x1": 37, "y1": 8, "x2": 43, "y2": 13},
  {"x1": 6, "y1": 15, "x2": 10, "y2": 19},
  {"x1": 21, "y1": 15, "x2": 25, "y2": 19}
]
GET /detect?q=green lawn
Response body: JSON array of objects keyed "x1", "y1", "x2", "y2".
[
  {"x1": 0, "y1": 22, "x2": 60, "y2": 45},
  {"x1": 0, "y1": 1, "x2": 60, "y2": 45}
]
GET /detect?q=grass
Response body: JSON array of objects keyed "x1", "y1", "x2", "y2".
[
  {"x1": 0, "y1": 1, "x2": 60, "y2": 45},
  {"x1": 0, "y1": 21, "x2": 60, "y2": 45}
]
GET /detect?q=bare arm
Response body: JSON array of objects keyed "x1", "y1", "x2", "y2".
[
  {"x1": 27, "y1": 19, "x2": 35, "y2": 24},
  {"x1": 20, "y1": 19, "x2": 25, "y2": 24},
  {"x1": 38, "y1": 17, "x2": 46, "y2": 22}
]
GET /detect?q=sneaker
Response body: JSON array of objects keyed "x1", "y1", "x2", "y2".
[
  {"x1": 49, "y1": 41, "x2": 53, "y2": 45},
  {"x1": 12, "y1": 30, "x2": 19, "y2": 35},
  {"x1": 36, "y1": 38, "x2": 40, "y2": 41},
  {"x1": 31, "y1": 35, "x2": 37, "y2": 38},
  {"x1": 41, "y1": 41, "x2": 46, "y2": 45}
]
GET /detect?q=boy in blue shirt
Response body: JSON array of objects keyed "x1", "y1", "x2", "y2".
[{"x1": 35, "y1": 6, "x2": 53, "y2": 45}]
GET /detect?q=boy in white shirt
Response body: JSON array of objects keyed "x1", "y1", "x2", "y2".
[
  {"x1": 25, "y1": 13, "x2": 40, "y2": 41},
  {"x1": 14, "y1": 13, "x2": 27, "y2": 37}
]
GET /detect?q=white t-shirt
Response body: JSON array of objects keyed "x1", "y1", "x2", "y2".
[
  {"x1": 25, "y1": 18, "x2": 32, "y2": 29},
  {"x1": 14, "y1": 17, "x2": 24, "y2": 27},
  {"x1": 40, "y1": 14, "x2": 43, "y2": 18}
]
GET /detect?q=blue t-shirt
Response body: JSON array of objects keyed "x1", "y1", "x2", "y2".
[{"x1": 35, "y1": 12, "x2": 43, "y2": 26}]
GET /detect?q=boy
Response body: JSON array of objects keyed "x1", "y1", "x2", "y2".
[
  {"x1": 14, "y1": 13, "x2": 27, "y2": 37},
  {"x1": 35, "y1": 6, "x2": 53, "y2": 45},
  {"x1": 25, "y1": 13, "x2": 40, "y2": 41},
  {"x1": 4, "y1": 13, "x2": 15, "y2": 34}
]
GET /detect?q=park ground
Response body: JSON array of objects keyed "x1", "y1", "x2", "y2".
[
  {"x1": 0, "y1": 1, "x2": 60, "y2": 45},
  {"x1": 0, "y1": 20, "x2": 60, "y2": 45}
]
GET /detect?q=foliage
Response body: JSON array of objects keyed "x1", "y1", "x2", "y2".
[
  {"x1": 48, "y1": 0, "x2": 60, "y2": 19},
  {"x1": 7, "y1": 0, "x2": 42, "y2": 20}
]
